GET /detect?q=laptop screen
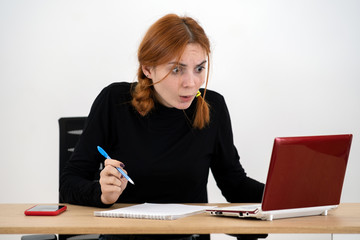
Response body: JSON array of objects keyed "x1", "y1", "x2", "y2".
[{"x1": 261, "y1": 134, "x2": 352, "y2": 211}]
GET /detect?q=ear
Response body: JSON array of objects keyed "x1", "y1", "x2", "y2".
[{"x1": 142, "y1": 65, "x2": 153, "y2": 79}]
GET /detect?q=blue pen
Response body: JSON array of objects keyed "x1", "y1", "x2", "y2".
[{"x1": 97, "y1": 146, "x2": 135, "y2": 185}]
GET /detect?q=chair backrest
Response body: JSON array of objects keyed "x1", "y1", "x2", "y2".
[
  {"x1": 58, "y1": 118, "x2": 99, "y2": 240},
  {"x1": 58, "y1": 117, "x2": 87, "y2": 188}
]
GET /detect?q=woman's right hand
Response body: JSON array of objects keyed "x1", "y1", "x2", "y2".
[{"x1": 99, "y1": 159, "x2": 129, "y2": 205}]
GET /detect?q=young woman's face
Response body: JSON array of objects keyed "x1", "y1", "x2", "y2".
[{"x1": 143, "y1": 43, "x2": 207, "y2": 110}]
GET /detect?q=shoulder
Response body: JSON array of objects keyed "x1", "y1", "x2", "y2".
[
  {"x1": 201, "y1": 89, "x2": 232, "y2": 126},
  {"x1": 89, "y1": 82, "x2": 135, "y2": 113},
  {"x1": 98, "y1": 82, "x2": 134, "y2": 103},
  {"x1": 102, "y1": 82, "x2": 133, "y2": 96},
  {"x1": 202, "y1": 88, "x2": 226, "y2": 110}
]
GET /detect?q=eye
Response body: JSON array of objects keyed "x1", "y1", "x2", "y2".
[
  {"x1": 172, "y1": 67, "x2": 179, "y2": 73},
  {"x1": 195, "y1": 66, "x2": 205, "y2": 73},
  {"x1": 172, "y1": 66, "x2": 182, "y2": 74}
]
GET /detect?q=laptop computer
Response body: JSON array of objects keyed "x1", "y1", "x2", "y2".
[{"x1": 207, "y1": 134, "x2": 352, "y2": 221}]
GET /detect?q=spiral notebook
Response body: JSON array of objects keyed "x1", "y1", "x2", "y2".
[{"x1": 94, "y1": 203, "x2": 212, "y2": 220}]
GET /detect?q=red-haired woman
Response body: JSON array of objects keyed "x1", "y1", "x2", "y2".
[{"x1": 61, "y1": 14, "x2": 265, "y2": 240}]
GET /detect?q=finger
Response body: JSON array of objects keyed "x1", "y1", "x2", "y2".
[
  {"x1": 116, "y1": 167, "x2": 129, "y2": 179},
  {"x1": 100, "y1": 165, "x2": 121, "y2": 179},
  {"x1": 100, "y1": 174, "x2": 122, "y2": 187},
  {"x1": 101, "y1": 162, "x2": 129, "y2": 189},
  {"x1": 104, "y1": 159, "x2": 126, "y2": 169}
]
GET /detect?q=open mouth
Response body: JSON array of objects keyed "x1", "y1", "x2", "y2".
[{"x1": 179, "y1": 95, "x2": 194, "y2": 102}]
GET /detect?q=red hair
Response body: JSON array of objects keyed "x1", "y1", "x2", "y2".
[{"x1": 131, "y1": 14, "x2": 211, "y2": 129}]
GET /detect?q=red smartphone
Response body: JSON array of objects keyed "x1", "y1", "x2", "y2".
[{"x1": 24, "y1": 205, "x2": 67, "y2": 216}]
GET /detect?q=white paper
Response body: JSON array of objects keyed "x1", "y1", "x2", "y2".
[{"x1": 94, "y1": 203, "x2": 213, "y2": 220}]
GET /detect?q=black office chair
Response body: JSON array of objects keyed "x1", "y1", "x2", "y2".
[
  {"x1": 58, "y1": 117, "x2": 101, "y2": 240},
  {"x1": 232, "y1": 235, "x2": 268, "y2": 240}
]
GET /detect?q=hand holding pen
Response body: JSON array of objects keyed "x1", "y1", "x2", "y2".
[{"x1": 97, "y1": 146, "x2": 135, "y2": 204}]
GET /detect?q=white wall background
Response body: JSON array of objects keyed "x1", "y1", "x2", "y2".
[{"x1": 1, "y1": 1, "x2": 359, "y2": 240}]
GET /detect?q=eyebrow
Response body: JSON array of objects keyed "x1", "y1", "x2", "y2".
[{"x1": 168, "y1": 60, "x2": 207, "y2": 67}]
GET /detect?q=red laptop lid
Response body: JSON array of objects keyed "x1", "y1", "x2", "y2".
[{"x1": 261, "y1": 134, "x2": 352, "y2": 211}]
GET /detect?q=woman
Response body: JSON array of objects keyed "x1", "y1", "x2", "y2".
[{"x1": 60, "y1": 14, "x2": 265, "y2": 240}]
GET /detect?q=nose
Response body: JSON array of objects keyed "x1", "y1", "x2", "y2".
[{"x1": 181, "y1": 71, "x2": 196, "y2": 88}]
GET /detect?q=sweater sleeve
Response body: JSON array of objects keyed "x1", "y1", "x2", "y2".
[
  {"x1": 59, "y1": 85, "x2": 116, "y2": 208},
  {"x1": 210, "y1": 96, "x2": 264, "y2": 203}
]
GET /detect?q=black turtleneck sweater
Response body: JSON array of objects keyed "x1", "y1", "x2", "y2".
[{"x1": 60, "y1": 82, "x2": 264, "y2": 207}]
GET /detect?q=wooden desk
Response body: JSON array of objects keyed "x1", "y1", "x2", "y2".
[{"x1": 1, "y1": 203, "x2": 360, "y2": 235}]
